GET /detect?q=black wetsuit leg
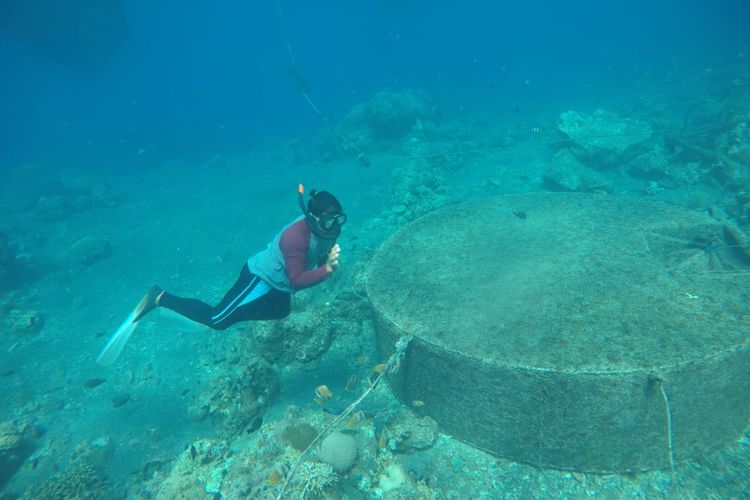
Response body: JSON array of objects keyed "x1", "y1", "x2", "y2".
[{"x1": 158, "y1": 263, "x2": 291, "y2": 330}]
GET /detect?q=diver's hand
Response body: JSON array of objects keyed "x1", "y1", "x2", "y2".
[{"x1": 326, "y1": 244, "x2": 341, "y2": 274}]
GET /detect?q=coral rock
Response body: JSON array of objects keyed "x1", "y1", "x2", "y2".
[{"x1": 317, "y1": 431, "x2": 358, "y2": 472}]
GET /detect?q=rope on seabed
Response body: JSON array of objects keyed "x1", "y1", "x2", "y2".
[
  {"x1": 680, "y1": 80, "x2": 750, "y2": 134},
  {"x1": 274, "y1": 335, "x2": 413, "y2": 500}
]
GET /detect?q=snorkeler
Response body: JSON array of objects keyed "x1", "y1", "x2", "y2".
[{"x1": 97, "y1": 185, "x2": 344, "y2": 365}]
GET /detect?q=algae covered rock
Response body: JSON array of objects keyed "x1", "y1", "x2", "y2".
[
  {"x1": 543, "y1": 149, "x2": 613, "y2": 193},
  {"x1": 383, "y1": 411, "x2": 438, "y2": 453},
  {"x1": 0, "y1": 421, "x2": 29, "y2": 488},
  {"x1": 627, "y1": 145, "x2": 705, "y2": 188},
  {"x1": 558, "y1": 109, "x2": 652, "y2": 168},
  {"x1": 282, "y1": 423, "x2": 319, "y2": 451},
  {"x1": 389, "y1": 160, "x2": 451, "y2": 222},
  {"x1": 65, "y1": 235, "x2": 113, "y2": 270},
  {"x1": 5, "y1": 308, "x2": 45, "y2": 336},
  {"x1": 22, "y1": 436, "x2": 111, "y2": 498},
  {"x1": 146, "y1": 439, "x2": 233, "y2": 498},
  {"x1": 26, "y1": 462, "x2": 106, "y2": 499},
  {"x1": 340, "y1": 90, "x2": 438, "y2": 143},
  {"x1": 254, "y1": 309, "x2": 332, "y2": 364},
  {"x1": 193, "y1": 358, "x2": 279, "y2": 436},
  {"x1": 321, "y1": 89, "x2": 439, "y2": 159}
]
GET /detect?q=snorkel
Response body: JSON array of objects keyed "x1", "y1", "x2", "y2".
[
  {"x1": 298, "y1": 183, "x2": 311, "y2": 218},
  {"x1": 298, "y1": 184, "x2": 343, "y2": 240}
]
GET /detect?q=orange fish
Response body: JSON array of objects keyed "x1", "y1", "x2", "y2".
[
  {"x1": 372, "y1": 363, "x2": 387, "y2": 375},
  {"x1": 369, "y1": 363, "x2": 388, "y2": 386},
  {"x1": 355, "y1": 355, "x2": 368, "y2": 365},
  {"x1": 346, "y1": 410, "x2": 365, "y2": 428},
  {"x1": 267, "y1": 463, "x2": 288, "y2": 485},
  {"x1": 314, "y1": 384, "x2": 332, "y2": 404}
]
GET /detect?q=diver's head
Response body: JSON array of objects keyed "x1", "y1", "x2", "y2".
[{"x1": 298, "y1": 185, "x2": 346, "y2": 239}]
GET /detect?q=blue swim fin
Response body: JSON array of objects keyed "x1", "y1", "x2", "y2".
[{"x1": 96, "y1": 308, "x2": 140, "y2": 366}]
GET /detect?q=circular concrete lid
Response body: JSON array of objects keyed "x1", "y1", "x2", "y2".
[{"x1": 367, "y1": 193, "x2": 749, "y2": 372}]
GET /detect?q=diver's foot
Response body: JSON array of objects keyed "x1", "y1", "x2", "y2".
[{"x1": 133, "y1": 285, "x2": 163, "y2": 322}]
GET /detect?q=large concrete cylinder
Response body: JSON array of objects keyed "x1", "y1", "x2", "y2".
[{"x1": 366, "y1": 193, "x2": 750, "y2": 473}]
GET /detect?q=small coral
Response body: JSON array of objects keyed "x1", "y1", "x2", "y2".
[
  {"x1": 27, "y1": 463, "x2": 104, "y2": 499},
  {"x1": 294, "y1": 461, "x2": 338, "y2": 498},
  {"x1": 378, "y1": 463, "x2": 407, "y2": 494},
  {"x1": 0, "y1": 422, "x2": 22, "y2": 452},
  {"x1": 6, "y1": 308, "x2": 45, "y2": 336},
  {"x1": 1, "y1": 420, "x2": 35, "y2": 488},
  {"x1": 65, "y1": 235, "x2": 113, "y2": 270},
  {"x1": 25, "y1": 445, "x2": 109, "y2": 500},
  {"x1": 145, "y1": 439, "x2": 232, "y2": 498},
  {"x1": 316, "y1": 431, "x2": 358, "y2": 472},
  {"x1": 282, "y1": 424, "x2": 319, "y2": 451}
]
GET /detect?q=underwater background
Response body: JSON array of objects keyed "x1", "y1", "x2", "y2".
[{"x1": 1, "y1": 0, "x2": 749, "y2": 498}]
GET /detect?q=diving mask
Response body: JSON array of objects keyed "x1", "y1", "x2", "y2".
[{"x1": 298, "y1": 184, "x2": 346, "y2": 238}]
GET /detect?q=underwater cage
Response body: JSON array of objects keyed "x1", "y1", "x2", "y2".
[{"x1": 366, "y1": 192, "x2": 750, "y2": 473}]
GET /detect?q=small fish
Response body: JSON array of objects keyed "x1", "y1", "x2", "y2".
[
  {"x1": 83, "y1": 378, "x2": 106, "y2": 389},
  {"x1": 189, "y1": 444, "x2": 197, "y2": 461},
  {"x1": 346, "y1": 410, "x2": 365, "y2": 428},
  {"x1": 322, "y1": 406, "x2": 344, "y2": 416},
  {"x1": 355, "y1": 355, "x2": 368, "y2": 365},
  {"x1": 247, "y1": 416, "x2": 263, "y2": 433},
  {"x1": 314, "y1": 384, "x2": 332, "y2": 404},
  {"x1": 378, "y1": 430, "x2": 387, "y2": 449},
  {"x1": 513, "y1": 210, "x2": 527, "y2": 220},
  {"x1": 369, "y1": 363, "x2": 388, "y2": 386},
  {"x1": 94, "y1": 331, "x2": 107, "y2": 339},
  {"x1": 344, "y1": 374, "x2": 359, "y2": 392},
  {"x1": 267, "y1": 463, "x2": 288, "y2": 485},
  {"x1": 180, "y1": 389, "x2": 190, "y2": 396},
  {"x1": 412, "y1": 400, "x2": 426, "y2": 407},
  {"x1": 371, "y1": 363, "x2": 387, "y2": 375},
  {"x1": 111, "y1": 394, "x2": 131, "y2": 408}
]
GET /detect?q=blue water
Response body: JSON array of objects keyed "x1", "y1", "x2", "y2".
[
  {"x1": 1, "y1": 0, "x2": 749, "y2": 498},
  {"x1": 2, "y1": 1, "x2": 747, "y2": 167}
]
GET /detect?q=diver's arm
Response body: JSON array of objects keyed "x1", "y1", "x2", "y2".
[{"x1": 280, "y1": 221, "x2": 330, "y2": 290}]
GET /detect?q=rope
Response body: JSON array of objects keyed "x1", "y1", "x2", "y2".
[
  {"x1": 274, "y1": 335, "x2": 413, "y2": 499},
  {"x1": 273, "y1": 0, "x2": 748, "y2": 166},
  {"x1": 273, "y1": 0, "x2": 369, "y2": 163}
]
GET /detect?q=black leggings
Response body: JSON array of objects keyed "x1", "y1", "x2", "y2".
[{"x1": 159, "y1": 264, "x2": 291, "y2": 330}]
